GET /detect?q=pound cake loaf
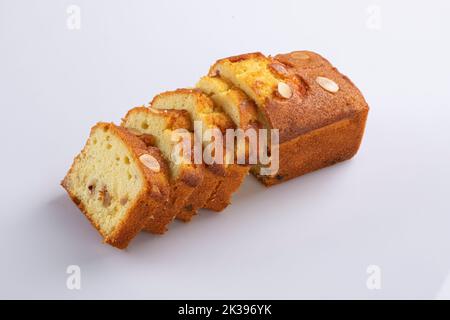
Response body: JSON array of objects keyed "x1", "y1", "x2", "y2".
[
  {"x1": 208, "y1": 51, "x2": 369, "y2": 186},
  {"x1": 61, "y1": 123, "x2": 170, "y2": 249},
  {"x1": 122, "y1": 107, "x2": 203, "y2": 228},
  {"x1": 150, "y1": 89, "x2": 250, "y2": 211},
  {"x1": 61, "y1": 49, "x2": 369, "y2": 249}
]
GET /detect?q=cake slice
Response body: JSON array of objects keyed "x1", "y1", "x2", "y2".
[
  {"x1": 122, "y1": 107, "x2": 204, "y2": 225},
  {"x1": 196, "y1": 76, "x2": 259, "y2": 129},
  {"x1": 61, "y1": 123, "x2": 170, "y2": 249},
  {"x1": 150, "y1": 89, "x2": 250, "y2": 211},
  {"x1": 196, "y1": 76, "x2": 262, "y2": 167},
  {"x1": 209, "y1": 51, "x2": 369, "y2": 186}
]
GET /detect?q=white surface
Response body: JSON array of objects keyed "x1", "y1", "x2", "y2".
[{"x1": 0, "y1": 0, "x2": 449, "y2": 299}]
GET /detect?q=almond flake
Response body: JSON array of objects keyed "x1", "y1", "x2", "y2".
[
  {"x1": 139, "y1": 154, "x2": 160, "y2": 172},
  {"x1": 277, "y1": 82, "x2": 293, "y2": 99},
  {"x1": 315, "y1": 76, "x2": 339, "y2": 93},
  {"x1": 292, "y1": 52, "x2": 310, "y2": 60}
]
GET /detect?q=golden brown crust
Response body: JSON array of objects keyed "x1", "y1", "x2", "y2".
[
  {"x1": 237, "y1": 100, "x2": 259, "y2": 129},
  {"x1": 61, "y1": 123, "x2": 170, "y2": 249},
  {"x1": 270, "y1": 51, "x2": 369, "y2": 142},
  {"x1": 209, "y1": 52, "x2": 266, "y2": 69},
  {"x1": 144, "y1": 168, "x2": 200, "y2": 233},
  {"x1": 204, "y1": 164, "x2": 250, "y2": 211},
  {"x1": 152, "y1": 88, "x2": 213, "y2": 111},
  {"x1": 175, "y1": 164, "x2": 220, "y2": 222},
  {"x1": 253, "y1": 110, "x2": 368, "y2": 186}
]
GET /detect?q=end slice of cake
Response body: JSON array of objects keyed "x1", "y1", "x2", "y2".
[{"x1": 61, "y1": 123, "x2": 170, "y2": 249}]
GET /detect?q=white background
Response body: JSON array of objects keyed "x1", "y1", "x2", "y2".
[{"x1": 0, "y1": 0, "x2": 449, "y2": 299}]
